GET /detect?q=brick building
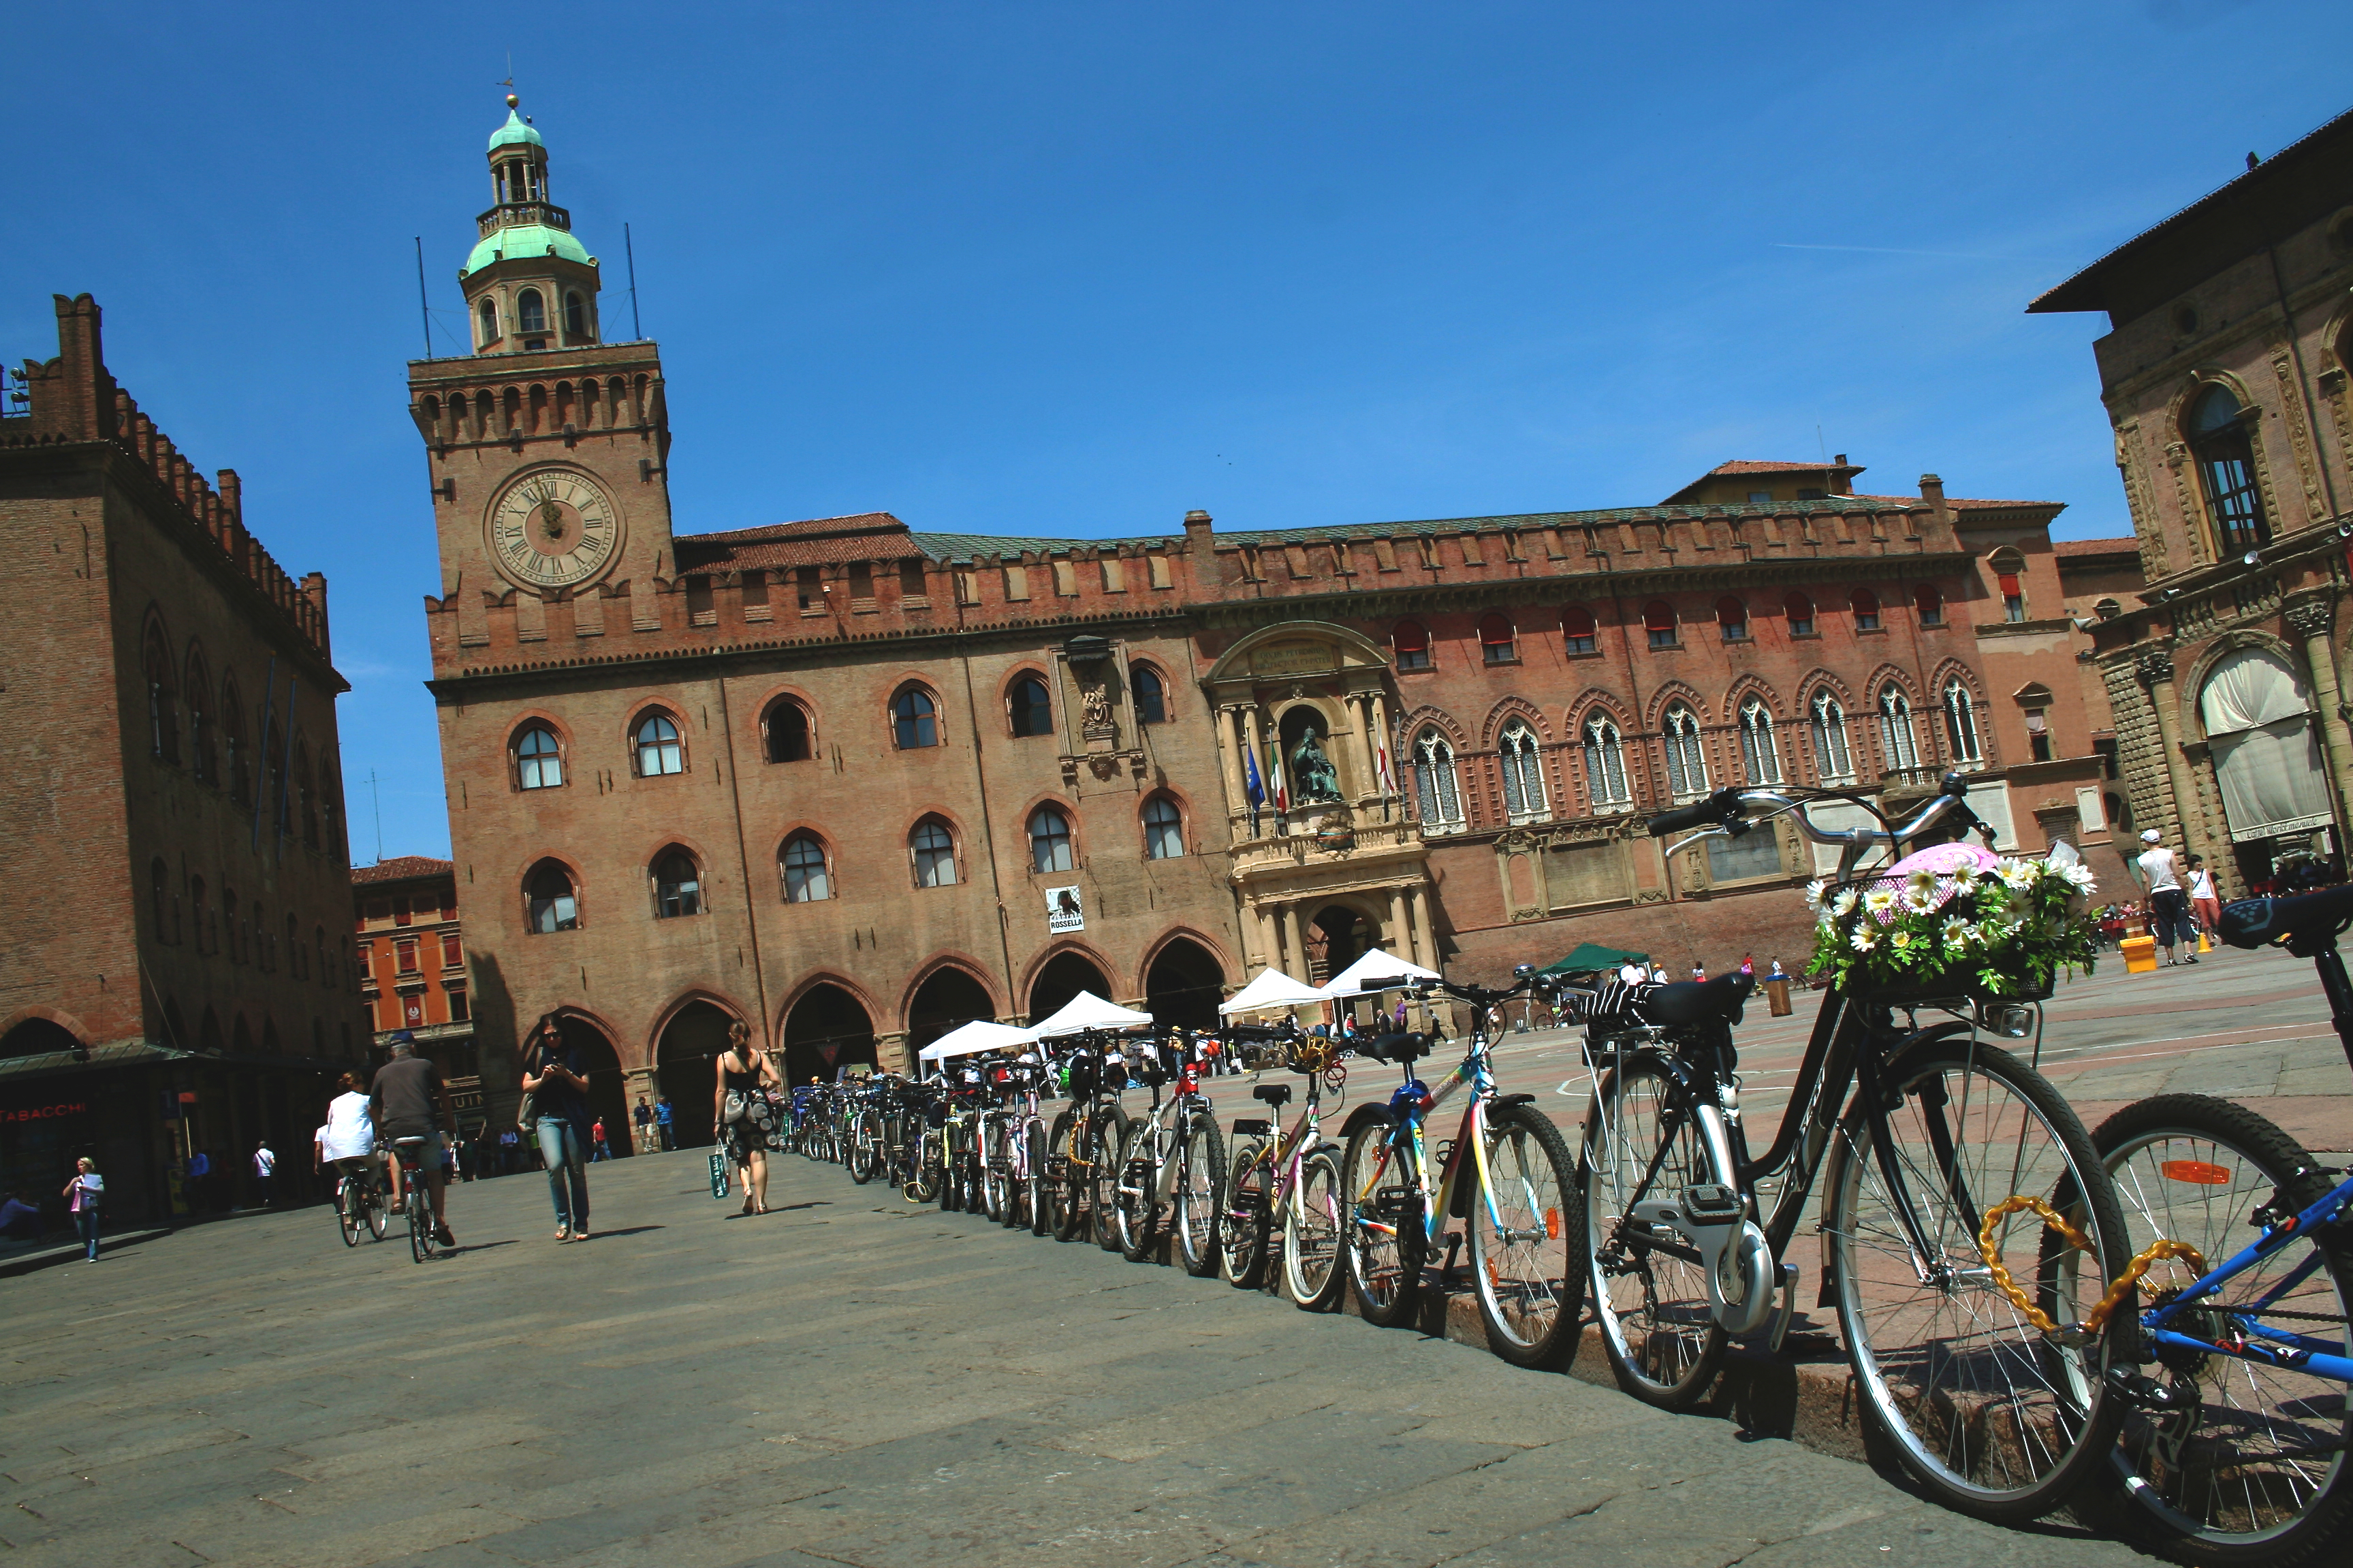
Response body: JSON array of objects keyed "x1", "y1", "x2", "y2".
[
  {"x1": 412, "y1": 101, "x2": 2106, "y2": 1129},
  {"x1": 353, "y1": 857, "x2": 482, "y2": 1133},
  {"x1": 1, "y1": 296, "x2": 366, "y2": 1223},
  {"x1": 2032, "y1": 106, "x2": 2353, "y2": 893}
]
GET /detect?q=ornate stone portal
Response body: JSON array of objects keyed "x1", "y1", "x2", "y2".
[{"x1": 1200, "y1": 622, "x2": 1435, "y2": 983}]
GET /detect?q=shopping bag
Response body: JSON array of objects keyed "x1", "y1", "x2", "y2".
[{"x1": 708, "y1": 1151, "x2": 730, "y2": 1199}]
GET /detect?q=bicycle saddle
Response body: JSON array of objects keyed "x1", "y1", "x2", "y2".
[
  {"x1": 1252, "y1": 1083, "x2": 1293, "y2": 1109},
  {"x1": 2219, "y1": 884, "x2": 2353, "y2": 952},
  {"x1": 1359, "y1": 1032, "x2": 1431, "y2": 1064},
  {"x1": 1626, "y1": 972, "x2": 1755, "y2": 1027}
]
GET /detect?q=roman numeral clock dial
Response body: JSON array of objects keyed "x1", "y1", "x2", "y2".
[{"x1": 488, "y1": 469, "x2": 621, "y2": 590}]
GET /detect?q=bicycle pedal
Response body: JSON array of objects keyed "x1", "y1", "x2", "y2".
[{"x1": 2103, "y1": 1365, "x2": 2192, "y2": 1412}]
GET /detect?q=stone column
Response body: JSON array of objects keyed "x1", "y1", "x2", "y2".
[
  {"x1": 1214, "y1": 703, "x2": 1248, "y2": 820},
  {"x1": 1241, "y1": 701, "x2": 1267, "y2": 832},
  {"x1": 1352, "y1": 692, "x2": 1381, "y2": 802},
  {"x1": 2137, "y1": 649, "x2": 2214, "y2": 871},
  {"x1": 1281, "y1": 901, "x2": 1309, "y2": 982},
  {"x1": 1386, "y1": 884, "x2": 1409, "y2": 957},
  {"x1": 620, "y1": 1066, "x2": 661, "y2": 1156},
  {"x1": 2285, "y1": 597, "x2": 2353, "y2": 828},
  {"x1": 1368, "y1": 690, "x2": 1394, "y2": 799},
  {"x1": 875, "y1": 1031, "x2": 912, "y2": 1077},
  {"x1": 1405, "y1": 884, "x2": 1435, "y2": 970}
]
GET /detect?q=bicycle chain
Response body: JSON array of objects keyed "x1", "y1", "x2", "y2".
[{"x1": 1974, "y1": 1194, "x2": 2209, "y2": 1337}]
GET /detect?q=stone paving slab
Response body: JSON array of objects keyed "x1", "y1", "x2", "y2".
[{"x1": 0, "y1": 1148, "x2": 2162, "y2": 1568}]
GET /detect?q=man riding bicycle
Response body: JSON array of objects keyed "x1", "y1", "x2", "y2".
[{"x1": 370, "y1": 1032, "x2": 457, "y2": 1247}]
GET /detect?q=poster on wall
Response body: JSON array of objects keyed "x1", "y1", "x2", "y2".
[{"x1": 1044, "y1": 886, "x2": 1086, "y2": 933}]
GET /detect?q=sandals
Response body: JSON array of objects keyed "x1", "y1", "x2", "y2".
[{"x1": 739, "y1": 1197, "x2": 755, "y2": 1216}]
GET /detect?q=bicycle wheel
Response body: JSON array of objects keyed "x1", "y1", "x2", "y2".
[
  {"x1": 1051, "y1": 1112, "x2": 1089, "y2": 1242},
  {"x1": 847, "y1": 1113, "x2": 877, "y2": 1185},
  {"x1": 2093, "y1": 1093, "x2": 2353, "y2": 1567},
  {"x1": 1090, "y1": 1102, "x2": 1132, "y2": 1253},
  {"x1": 337, "y1": 1179, "x2": 362, "y2": 1246},
  {"x1": 1342, "y1": 1115, "x2": 1425, "y2": 1327},
  {"x1": 1282, "y1": 1146, "x2": 1348, "y2": 1311},
  {"x1": 365, "y1": 1181, "x2": 388, "y2": 1241},
  {"x1": 1468, "y1": 1101, "x2": 1582, "y2": 1369},
  {"x1": 980, "y1": 1117, "x2": 1009, "y2": 1222},
  {"x1": 1827, "y1": 1036, "x2": 2128, "y2": 1524},
  {"x1": 1582, "y1": 1057, "x2": 1727, "y2": 1406},
  {"x1": 1174, "y1": 1111, "x2": 1226, "y2": 1278},
  {"x1": 1218, "y1": 1141, "x2": 1271, "y2": 1288},
  {"x1": 903, "y1": 1132, "x2": 942, "y2": 1205},
  {"x1": 407, "y1": 1191, "x2": 430, "y2": 1264},
  {"x1": 941, "y1": 1125, "x2": 965, "y2": 1212},
  {"x1": 1027, "y1": 1119, "x2": 1052, "y2": 1236},
  {"x1": 1115, "y1": 1120, "x2": 1161, "y2": 1262}
]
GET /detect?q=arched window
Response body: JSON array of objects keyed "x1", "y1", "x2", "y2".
[
  {"x1": 652, "y1": 849, "x2": 702, "y2": 918},
  {"x1": 516, "y1": 288, "x2": 547, "y2": 336},
  {"x1": 477, "y1": 298, "x2": 499, "y2": 346},
  {"x1": 1913, "y1": 583, "x2": 1944, "y2": 626},
  {"x1": 1850, "y1": 588, "x2": 1882, "y2": 632},
  {"x1": 1878, "y1": 686, "x2": 1920, "y2": 770},
  {"x1": 1143, "y1": 796, "x2": 1185, "y2": 859},
  {"x1": 316, "y1": 926, "x2": 329, "y2": 988},
  {"x1": 189, "y1": 878, "x2": 209, "y2": 955},
  {"x1": 287, "y1": 912, "x2": 304, "y2": 978},
  {"x1": 1009, "y1": 675, "x2": 1054, "y2": 738},
  {"x1": 1784, "y1": 592, "x2": 1816, "y2": 637},
  {"x1": 780, "y1": 833, "x2": 832, "y2": 902},
  {"x1": 763, "y1": 700, "x2": 812, "y2": 764},
  {"x1": 1810, "y1": 692, "x2": 1854, "y2": 782},
  {"x1": 1131, "y1": 665, "x2": 1168, "y2": 724},
  {"x1": 223, "y1": 678, "x2": 249, "y2": 805},
  {"x1": 1662, "y1": 704, "x2": 1708, "y2": 801},
  {"x1": 185, "y1": 653, "x2": 212, "y2": 783},
  {"x1": 1583, "y1": 716, "x2": 1632, "y2": 807},
  {"x1": 1989, "y1": 548, "x2": 2027, "y2": 623},
  {"x1": 1738, "y1": 698, "x2": 1782, "y2": 784},
  {"x1": 1028, "y1": 806, "x2": 1075, "y2": 872},
  {"x1": 1393, "y1": 619, "x2": 1432, "y2": 671},
  {"x1": 911, "y1": 819, "x2": 958, "y2": 887},
  {"x1": 2188, "y1": 385, "x2": 2269, "y2": 551},
  {"x1": 296, "y1": 746, "x2": 319, "y2": 847},
  {"x1": 1942, "y1": 679, "x2": 1983, "y2": 765},
  {"x1": 1562, "y1": 605, "x2": 1597, "y2": 655},
  {"x1": 563, "y1": 291, "x2": 587, "y2": 338},
  {"x1": 223, "y1": 884, "x2": 240, "y2": 962},
  {"x1": 252, "y1": 900, "x2": 268, "y2": 967},
  {"x1": 893, "y1": 687, "x2": 938, "y2": 750},
  {"x1": 1643, "y1": 601, "x2": 1677, "y2": 650},
  {"x1": 1479, "y1": 613, "x2": 1517, "y2": 665},
  {"x1": 633, "y1": 712, "x2": 684, "y2": 775},
  {"x1": 1498, "y1": 721, "x2": 1547, "y2": 822},
  {"x1": 1411, "y1": 730, "x2": 1464, "y2": 831},
  {"x1": 151, "y1": 859, "x2": 172, "y2": 942},
  {"x1": 526, "y1": 862, "x2": 578, "y2": 933},
  {"x1": 1716, "y1": 597, "x2": 1748, "y2": 641},
  {"x1": 515, "y1": 724, "x2": 564, "y2": 789},
  {"x1": 144, "y1": 631, "x2": 177, "y2": 763}
]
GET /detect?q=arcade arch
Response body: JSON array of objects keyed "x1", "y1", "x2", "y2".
[
  {"x1": 781, "y1": 983, "x2": 878, "y2": 1087},
  {"x1": 652, "y1": 1001, "x2": 737, "y2": 1151},
  {"x1": 1028, "y1": 950, "x2": 1113, "y2": 1023},
  {"x1": 1143, "y1": 937, "x2": 1225, "y2": 1031},
  {"x1": 907, "y1": 964, "x2": 998, "y2": 1055}
]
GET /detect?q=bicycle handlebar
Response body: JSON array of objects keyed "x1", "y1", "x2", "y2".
[{"x1": 1645, "y1": 771, "x2": 1991, "y2": 876}]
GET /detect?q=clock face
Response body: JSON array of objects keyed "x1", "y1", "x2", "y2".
[{"x1": 488, "y1": 469, "x2": 620, "y2": 590}]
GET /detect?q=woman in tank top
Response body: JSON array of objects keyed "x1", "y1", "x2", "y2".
[{"x1": 713, "y1": 1021, "x2": 782, "y2": 1215}]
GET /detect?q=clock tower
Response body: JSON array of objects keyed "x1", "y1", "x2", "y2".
[{"x1": 408, "y1": 96, "x2": 674, "y2": 634}]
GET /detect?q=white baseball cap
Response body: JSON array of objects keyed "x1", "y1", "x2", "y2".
[{"x1": 2141, "y1": 829, "x2": 2163, "y2": 844}]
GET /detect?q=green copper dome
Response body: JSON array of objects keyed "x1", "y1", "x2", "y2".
[
  {"x1": 488, "y1": 109, "x2": 543, "y2": 151},
  {"x1": 462, "y1": 224, "x2": 592, "y2": 277}
]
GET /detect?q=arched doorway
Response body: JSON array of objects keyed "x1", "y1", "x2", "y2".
[
  {"x1": 561, "y1": 1015, "x2": 633, "y2": 1155},
  {"x1": 654, "y1": 1002, "x2": 738, "y2": 1151},
  {"x1": 908, "y1": 965, "x2": 996, "y2": 1055},
  {"x1": 2198, "y1": 647, "x2": 2341, "y2": 889},
  {"x1": 1143, "y1": 938, "x2": 1225, "y2": 1031},
  {"x1": 1028, "y1": 951, "x2": 1111, "y2": 1024},
  {"x1": 1307, "y1": 906, "x2": 1370, "y2": 986},
  {"x1": 0, "y1": 1018, "x2": 80, "y2": 1059},
  {"x1": 782, "y1": 984, "x2": 877, "y2": 1087}
]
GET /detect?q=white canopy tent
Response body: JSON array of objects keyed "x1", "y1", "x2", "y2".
[
  {"x1": 1218, "y1": 967, "x2": 1327, "y2": 1016},
  {"x1": 1030, "y1": 990, "x2": 1155, "y2": 1038},
  {"x1": 917, "y1": 1019, "x2": 1038, "y2": 1062},
  {"x1": 1319, "y1": 948, "x2": 1441, "y2": 999}
]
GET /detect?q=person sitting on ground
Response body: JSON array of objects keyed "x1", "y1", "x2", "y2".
[{"x1": 370, "y1": 1035, "x2": 457, "y2": 1245}]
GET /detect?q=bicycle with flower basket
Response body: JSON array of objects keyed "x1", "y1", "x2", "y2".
[{"x1": 1575, "y1": 771, "x2": 2130, "y2": 1524}]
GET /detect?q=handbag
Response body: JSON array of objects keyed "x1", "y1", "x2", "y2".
[{"x1": 514, "y1": 1089, "x2": 537, "y2": 1128}]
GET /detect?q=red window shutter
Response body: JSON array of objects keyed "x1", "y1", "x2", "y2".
[
  {"x1": 1643, "y1": 601, "x2": 1675, "y2": 635},
  {"x1": 1562, "y1": 606, "x2": 1596, "y2": 639},
  {"x1": 1716, "y1": 596, "x2": 1746, "y2": 628},
  {"x1": 1478, "y1": 613, "x2": 1513, "y2": 647},
  {"x1": 1997, "y1": 572, "x2": 2021, "y2": 596},
  {"x1": 1914, "y1": 584, "x2": 1942, "y2": 620},
  {"x1": 1392, "y1": 620, "x2": 1429, "y2": 654}
]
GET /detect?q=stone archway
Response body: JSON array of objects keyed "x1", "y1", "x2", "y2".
[
  {"x1": 0, "y1": 1018, "x2": 80, "y2": 1059},
  {"x1": 1143, "y1": 938, "x2": 1225, "y2": 1031},
  {"x1": 562, "y1": 1015, "x2": 634, "y2": 1155},
  {"x1": 907, "y1": 965, "x2": 998, "y2": 1056},
  {"x1": 1028, "y1": 951, "x2": 1112, "y2": 1024},
  {"x1": 1307, "y1": 905, "x2": 1370, "y2": 986},
  {"x1": 782, "y1": 984, "x2": 877, "y2": 1088},
  {"x1": 654, "y1": 1002, "x2": 737, "y2": 1151}
]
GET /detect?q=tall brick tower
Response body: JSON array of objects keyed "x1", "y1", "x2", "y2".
[{"x1": 408, "y1": 96, "x2": 674, "y2": 647}]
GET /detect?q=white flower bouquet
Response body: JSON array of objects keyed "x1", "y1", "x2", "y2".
[{"x1": 1806, "y1": 841, "x2": 2100, "y2": 1000}]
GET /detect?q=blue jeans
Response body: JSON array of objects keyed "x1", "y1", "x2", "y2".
[
  {"x1": 535, "y1": 1118, "x2": 590, "y2": 1228},
  {"x1": 76, "y1": 1209, "x2": 99, "y2": 1260}
]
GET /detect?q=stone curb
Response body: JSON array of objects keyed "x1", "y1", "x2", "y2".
[{"x1": 0, "y1": 1226, "x2": 173, "y2": 1279}]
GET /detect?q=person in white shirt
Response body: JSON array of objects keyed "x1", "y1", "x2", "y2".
[
  {"x1": 319, "y1": 1072, "x2": 381, "y2": 1198},
  {"x1": 2136, "y1": 829, "x2": 2199, "y2": 967},
  {"x1": 2186, "y1": 854, "x2": 2221, "y2": 937},
  {"x1": 251, "y1": 1140, "x2": 276, "y2": 1207}
]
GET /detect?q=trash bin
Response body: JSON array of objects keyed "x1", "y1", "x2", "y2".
[
  {"x1": 2120, "y1": 933, "x2": 2159, "y2": 974},
  {"x1": 1763, "y1": 976, "x2": 1793, "y2": 1017}
]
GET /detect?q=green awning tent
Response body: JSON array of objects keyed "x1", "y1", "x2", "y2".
[{"x1": 1540, "y1": 942, "x2": 1649, "y2": 976}]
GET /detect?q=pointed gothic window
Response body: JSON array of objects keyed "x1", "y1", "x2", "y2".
[
  {"x1": 780, "y1": 833, "x2": 832, "y2": 902},
  {"x1": 893, "y1": 688, "x2": 938, "y2": 750},
  {"x1": 1498, "y1": 722, "x2": 1547, "y2": 822},
  {"x1": 1662, "y1": 704, "x2": 1708, "y2": 801},
  {"x1": 652, "y1": 849, "x2": 702, "y2": 918},
  {"x1": 911, "y1": 819, "x2": 958, "y2": 887},
  {"x1": 1028, "y1": 806, "x2": 1075, "y2": 872},
  {"x1": 1131, "y1": 665, "x2": 1168, "y2": 724},
  {"x1": 1878, "y1": 686, "x2": 1919, "y2": 771},
  {"x1": 1810, "y1": 692, "x2": 1854, "y2": 782},
  {"x1": 1583, "y1": 716, "x2": 1632, "y2": 808},
  {"x1": 1143, "y1": 795, "x2": 1185, "y2": 859},
  {"x1": 1942, "y1": 679, "x2": 1983, "y2": 765},
  {"x1": 526, "y1": 862, "x2": 579, "y2": 933},
  {"x1": 1009, "y1": 675, "x2": 1054, "y2": 738},
  {"x1": 1738, "y1": 699, "x2": 1782, "y2": 784},
  {"x1": 515, "y1": 723, "x2": 564, "y2": 788},
  {"x1": 763, "y1": 700, "x2": 812, "y2": 763},
  {"x1": 633, "y1": 712, "x2": 684, "y2": 775},
  {"x1": 1412, "y1": 730, "x2": 1464, "y2": 832}
]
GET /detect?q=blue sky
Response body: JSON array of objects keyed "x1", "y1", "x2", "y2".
[{"x1": 6, "y1": 1, "x2": 2347, "y2": 862}]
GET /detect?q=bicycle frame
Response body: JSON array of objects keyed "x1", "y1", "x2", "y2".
[
  {"x1": 1235, "y1": 1078, "x2": 1329, "y2": 1223},
  {"x1": 1352, "y1": 1025, "x2": 1516, "y2": 1251}
]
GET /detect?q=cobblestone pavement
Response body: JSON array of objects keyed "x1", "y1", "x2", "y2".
[{"x1": 3, "y1": 1147, "x2": 2160, "y2": 1568}]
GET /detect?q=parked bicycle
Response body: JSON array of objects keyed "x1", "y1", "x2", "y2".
[
  {"x1": 333, "y1": 1157, "x2": 388, "y2": 1247},
  {"x1": 1217, "y1": 1028, "x2": 1346, "y2": 1305},
  {"x1": 1044, "y1": 1034, "x2": 1135, "y2": 1245},
  {"x1": 1111, "y1": 1029, "x2": 1227, "y2": 1270}
]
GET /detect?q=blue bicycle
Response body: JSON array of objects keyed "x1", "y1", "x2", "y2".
[{"x1": 2087, "y1": 883, "x2": 2353, "y2": 1565}]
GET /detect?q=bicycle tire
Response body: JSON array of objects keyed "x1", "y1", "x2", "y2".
[
  {"x1": 979, "y1": 1117, "x2": 1009, "y2": 1221},
  {"x1": 1174, "y1": 1112, "x2": 1226, "y2": 1277},
  {"x1": 1027, "y1": 1119, "x2": 1052, "y2": 1236},
  {"x1": 1469, "y1": 1102, "x2": 1583, "y2": 1369},
  {"x1": 1116, "y1": 1119, "x2": 1160, "y2": 1263},
  {"x1": 1218, "y1": 1140, "x2": 1271, "y2": 1288},
  {"x1": 337, "y1": 1180, "x2": 362, "y2": 1247},
  {"x1": 407, "y1": 1191, "x2": 430, "y2": 1264},
  {"x1": 1342, "y1": 1115, "x2": 1425, "y2": 1327},
  {"x1": 847, "y1": 1113, "x2": 877, "y2": 1185},
  {"x1": 1051, "y1": 1111, "x2": 1088, "y2": 1241},
  {"x1": 365, "y1": 1183, "x2": 388, "y2": 1241},
  {"x1": 2091, "y1": 1093, "x2": 2353, "y2": 1567},
  {"x1": 1827, "y1": 1036, "x2": 2128, "y2": 1524},
  {"x1": 1581, "y1": 1055, "x2": 1728, "y2": 1407},
  {"x1": 1282, "y1": 1146, "x2": 1348, "y2": 1311},
  {"x1": 1090, "y1": 1101, "x2": 1131, "y2": 1252}
]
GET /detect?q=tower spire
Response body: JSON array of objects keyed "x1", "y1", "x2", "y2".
[{"x1": 459, "y1": 95, "x2": 599, "y2": 355}]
